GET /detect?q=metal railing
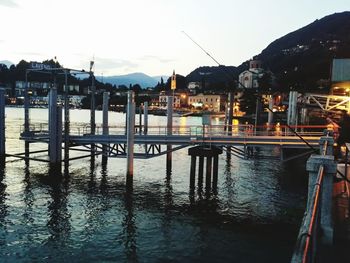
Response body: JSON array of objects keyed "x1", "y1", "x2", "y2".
[
  {"x1": 22, "y1": 123, "x2": 327, "y2": 138},
  {"x1": 291, "y1": 136, "x2": 335, "y2": 263}
]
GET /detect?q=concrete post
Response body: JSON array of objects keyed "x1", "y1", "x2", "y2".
[
  {"x1": 90, "y1": 73, "x2": 96, "y2": 157},
  {"x1": 227, "y1": 92, "x2": 234, "y2": 135},
  {"x1": 126, "y1": 91, "x2": 135, "y2": 177},
  {"x1": 143, "y1": 101, "x2": 148, "y2": 135},
  {"x1": 212, "y1": 155, "x2": 219, "y2": 190},
  {"x1": 138, "y1": 105, "x2": 142, "y2": 135},
  {"x1": 0, "y1": 89, "x2": 5, "y2": 164},
  {"x1": 24, "y1": 75, "x2": 30, "y2": 158},
  {"x1": 267, "y1": 95, "x2": 274, "y2": 130},
  {"x1": 57, "y1": 106, "x2": 63, "y2": 163},
  {"x1": 198, "y1": 156, "x2": 204, "y2": 188},
  {"x1": 227, "y1": 92, "x2": 234, "y2": 158},
  {"x1": 190, "y1": 156, "x2": 196, "y2": 189},
  {"x1": 288, "y1": 91, "x2": 298, "y2": 126},
  {"x1": 64, "y1": 71, "x2": 70, "y2": 164},
  {"x1": 206, "y1": 157, "x2": 212, "y2": 190},
  {"x1": 166, "y1": 96, "x2": 173, "y2": 172},
  {"x1": 102, "y1": 92, "x2": 110, "y2": 163},
  {"x1": 49, "y1": 87, "x2": 62, "y2": 165},
  {"x1": 300, "y1": 108, "x2": 309, "y2": 125},
  {"x1": 306, "y1": 154, "x2": 337, "y2": 245}
]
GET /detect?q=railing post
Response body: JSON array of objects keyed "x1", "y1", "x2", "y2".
[
  {"x1": 306, "y1": 154, "x2": 337, "y2": 245},
  {"x1": 319, "y1": 136, "x2": 334, "y2": 155}
]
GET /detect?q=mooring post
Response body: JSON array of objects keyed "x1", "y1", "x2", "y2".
[
  {"x1": 205, "y1": 156, "x2": 212, "y2": 190},
  {"x1": 49, "y1": 87, "x2": 62, "y2": 166},
  {"x1": 166, "y1": 96, "x2": 173, "y2": 172},
  {"x1": 190, "y1": 155, "x2": 196, "y2": 189},
  {"x1": 24, "y1": 73, "x2": 30, "y2": 159},
  {"x1": 198, "y1": 156, "x2": 204, "y2": 187},
  {"x1": 143, "y1": 101, "x2": 148, "y2": 135},
  {"x1": 126, "y1": 91, "x2": 135, "y2": 179},
  {"x1": 0, "y1": 88, "x2": 5, "y2": 165},
  {"x1": 212, "y1": 155, "x2": 219, "y2": 190},
  {"x1": 306, "y1": 154, "x2": 337, "y2": 245},
  {"x1": 287, "y1": 91, "x2": 298, "y2": 127},
  {"x1": 90, "y1": 72, "x2": 96, "y2": 157},
  {"x1": 267, "y1": 95, "x2": 274, "y2": 131},
  {"x1": 138, "y1": 105, "x2": 142, "y2": 135},
  {"x1": 64, "y1": 70, "x2": 70, "y2": 165},
  {"x1": 57, "y1": 106, "x2": 63, "y2": 164},
  {"x1": 102, "y1": 92, "x2": 110, "y2": 164},
  {"x1": 227, "y1": 92, "x2": 234, "y2": 158}
]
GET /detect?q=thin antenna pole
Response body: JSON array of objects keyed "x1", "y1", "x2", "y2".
[{"x1": 182, "y1": 31, "x2": 221, "y2": 66}]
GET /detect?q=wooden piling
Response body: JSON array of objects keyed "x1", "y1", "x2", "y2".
[
  {"x1": 138, "y1": 105, "x2": 142, "y2": 135},
  {"x1": 267, "y1": 95, "x2": 274, "y2": 130},
  {"x1": 24, "y1": 75, "x2": 30, "y2": 159},
  {"x1": 188, "y1": 146, "x2": 222, "y2": 192},
  {"x1": 0, "y1": 88, "x2": 5, "y2": 164},
  {"x1": 90, "y1": 72, "x2": 96, "y2": 157},
  {"x1": 198, "y1": 156, "x2": 204, "y2": 187},
  {"x1": 190, "y1": 155, "x2": 196, "y2": 189},
  {"x1": 166, "y1": 96, "x2": 173, "y2": 172},
  {"x1": 212, "y1": 155, "x2": 219, "y2": 190},
  {"x1": 227, "y1": 92, "x2": 234, "y2": 158},
  {"x1": 206, "y1": 157, "x2": 212, "y2": 190},
  {"x1": 64, "y1": 70, "x2": 70, "y2": 165},
  {"x1": 126, "y1": 91, "x2": 135, "y2": 178},
  {"x1": 102, "y1": 92, "x2": 109, "y2": 164},
  {"x1": 143, "y1": 101, "x2": 148, "y2": 135},
  {"x1": 288, "y1": 91, "x2": 298, "y2": 126},
  {"x1": 49, "y1": 88, "x2": 62, "y2": 167}
]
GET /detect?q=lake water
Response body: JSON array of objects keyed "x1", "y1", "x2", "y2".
[{"x1": 0, "y1": 107, "x2": 308, "y2": 262}]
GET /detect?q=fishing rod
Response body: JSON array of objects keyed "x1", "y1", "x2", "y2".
[{"x1": 182, "y1": 31, "x2": 320, "y2": 154}]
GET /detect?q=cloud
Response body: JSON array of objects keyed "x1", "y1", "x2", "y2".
[
  {"x1": 93, "y1": 57, "x2": 138, "y2": 73},
  {"x1": 16, "y1": 51, "x2": 44, "y2": 57},
  {"x1": 0, "y1": 0, "x2": 18, "y2": 8},
  {"x1": 138, "y1": 55, "x2": 175, "y2": 64}
]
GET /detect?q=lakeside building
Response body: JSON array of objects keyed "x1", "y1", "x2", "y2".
[
  {"x1": 158, "y1": 91, "x2": 188, "y2": 108},
  {"x1": 238, "y1": 60, "x2": 265, "y2": 89},
  {"x1": 187, "y1": 93, "x2": 225, "y2": 112}
]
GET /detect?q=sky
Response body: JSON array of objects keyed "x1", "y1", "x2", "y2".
[{"x1": 0, "y1": 0, "x2": 349, "y2": 77}]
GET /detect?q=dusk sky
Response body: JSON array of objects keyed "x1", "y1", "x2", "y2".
[{"x1": 0, "y1": 0, "x2": 349, "y2": 77}]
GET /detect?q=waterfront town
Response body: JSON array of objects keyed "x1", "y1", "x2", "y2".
[{"x1": 1, "y1": 4, "x2": 350, "y2": 263}]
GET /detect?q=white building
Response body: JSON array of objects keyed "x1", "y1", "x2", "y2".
[
  {"x1": 188, "y1": 93, "x2": 224, "y2": 112},
  {"x1": 159, "y1": 94, "x2": 181, "y2": 108},
  {"x1": 238, "y1": 60, "x2": 264, "y2": 89}
]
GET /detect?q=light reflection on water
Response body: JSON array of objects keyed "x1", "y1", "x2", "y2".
[{"x1": 0, "y1": 108, "x2": 308, "y2": 262}]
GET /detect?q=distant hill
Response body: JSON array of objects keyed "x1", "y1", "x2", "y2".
[
  {"x1": 186, "y1": 12, "x2": 350, "y2": 92},
  {"x1": 102, "y1": 72, "x2": 158, "y2": 88},
  {"x1": 255, "y1": 11, "x2": 350, "y2": 91}
]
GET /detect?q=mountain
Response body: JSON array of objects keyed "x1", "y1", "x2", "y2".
[
  {"x1": 102, "y1": 72, "x2": 158, "y2": 88},
  {"x1": 255, "y1": 11, "x2": 350, "y2": 91},
  {"x1": 186, "y1": 12, "x2": 350, "y2": 92}
]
